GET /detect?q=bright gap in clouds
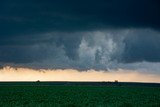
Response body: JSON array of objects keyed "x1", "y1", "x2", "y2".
[{"x1": 0, "y1": 66, "x2": 160, "y2": 83}]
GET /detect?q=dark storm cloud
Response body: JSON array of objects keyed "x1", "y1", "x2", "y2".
[
  {"x1": 0, "y1": 0, "x2": 160, "y2": 70},
  {"x1": 0, "y1": 0, "x2": 160, "y2": 37}
]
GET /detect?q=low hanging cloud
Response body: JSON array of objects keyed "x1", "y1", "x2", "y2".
[
  {"x1": 0, "y1": 28, "x2": 160, "y2": 72},
  {"x1": 0, "y1": 66, "x2": 160, "y2": 83}
]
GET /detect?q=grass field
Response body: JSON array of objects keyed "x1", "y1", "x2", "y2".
[{"x1": 0, "y1": 85, "x2": 160, "y2": 107}]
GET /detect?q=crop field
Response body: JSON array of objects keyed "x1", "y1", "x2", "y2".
[{"x1": 0, "y1": 83, "x2": 160, "y2": 107}]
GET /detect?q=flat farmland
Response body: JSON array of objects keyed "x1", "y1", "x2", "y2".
[{"x1": 0, "y1": 82, "x2": 160, "y2": 107}]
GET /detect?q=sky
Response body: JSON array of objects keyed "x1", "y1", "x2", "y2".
[{"x1": 0, "y1": 0, "x2": 160, "y2": 82}]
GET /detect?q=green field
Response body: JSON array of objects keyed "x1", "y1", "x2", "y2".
[{"x1": 0, "y1": 86, "x2": 160, "y2": 107}]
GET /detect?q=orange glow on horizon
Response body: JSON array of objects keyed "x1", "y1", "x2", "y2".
[{"x1": 0, "y1": 66, "x2": 160, "y2": 83}]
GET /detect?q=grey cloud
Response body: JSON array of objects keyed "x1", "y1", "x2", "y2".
[
  {"x1": 116, "y1": 62, "x2": 160, "y2": 74},
  {"x1": 123, "y1": 29, "x2": 160, "y2": 62},
  {"x1": 0, "y1": 29, "x2": 160, "y2": 72},
  {"x1": 0, "y1": 30, "x2": 123, "y2": 69}
]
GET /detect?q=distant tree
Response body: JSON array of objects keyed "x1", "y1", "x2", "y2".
[
  {"x1": 36, "y1": 80, "x2": 40, "y2": 82},
  {"x1": 115, "y1": 80, "x2": 118, "y2": 83}
]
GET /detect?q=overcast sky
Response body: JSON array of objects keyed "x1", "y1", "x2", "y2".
[{"x1": 0, "y1": 0, "x2": 160, "y2": 74}]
